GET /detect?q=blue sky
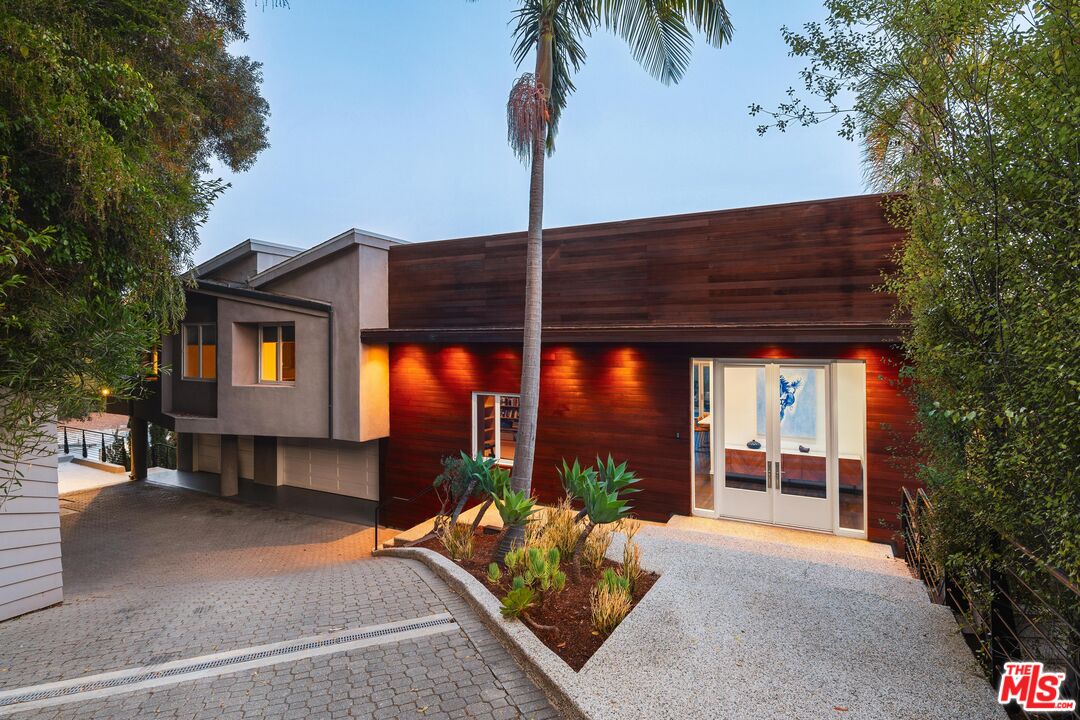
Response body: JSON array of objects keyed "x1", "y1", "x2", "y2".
[{"x1": 196, "y1": 0, "x2": 863, "y2": 263}]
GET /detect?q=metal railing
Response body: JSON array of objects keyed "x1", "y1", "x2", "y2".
[
  {"x1": 373, "y1": 484, "x2": 439, "y2": 553},
  {"x1": 902, "y1": 487, "x2": 1079, "y2": 718},
  {"x1": 58, "y1": 424, "x2": 177, "y2": 471},
  {"x1": 58, "y1": 425, "x2": 129, "y2": 466}
]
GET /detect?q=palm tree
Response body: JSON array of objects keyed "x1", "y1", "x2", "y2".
[{"x1": 496, "y1": 0, "x2": 732, "y2": 549}]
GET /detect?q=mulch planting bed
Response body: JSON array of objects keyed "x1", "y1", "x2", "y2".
[{"x1": 417, "y1": 531, "x2": 659, "y2": 671}]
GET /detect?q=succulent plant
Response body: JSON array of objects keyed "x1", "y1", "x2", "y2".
[
  {"x1": 487, "y1": 562, "x2": 502, "y2": 584},
  {"x1": 499, "y1": 586, "x2": 536, "y2": 620},
  {"x1": 492, "y1": 486, "x2": 538, "y2": 527}
]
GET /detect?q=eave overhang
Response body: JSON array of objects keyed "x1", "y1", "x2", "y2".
[
  {"x1": 360, "y1": 322, "x2": 906, "y2": 345},
  {"x1": 193, "y1": 279, "x2": 331, "y2": 314}
]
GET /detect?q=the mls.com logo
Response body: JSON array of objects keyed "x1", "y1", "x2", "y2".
[{"x1": 998, "y1": 662, "x2": 1076, "y2": 713}]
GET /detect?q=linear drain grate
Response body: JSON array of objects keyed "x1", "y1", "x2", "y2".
[{"x1": 0, "y1": 615, "x2": 455, "y2": 709}]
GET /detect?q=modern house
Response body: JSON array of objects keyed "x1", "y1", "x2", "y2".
[
  {"x1": 129, "y1": 193, "x2": 915, "y2": 545},
  {"x1": 129, "y1": 231, "x2": 399, "y2": 509}
]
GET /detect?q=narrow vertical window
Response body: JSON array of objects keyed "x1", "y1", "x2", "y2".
[
  {"x1": 200, "y1": 325, "x2": 216, "y2": 380},
  {"x1": 473, "y1": 392, "x2": 519, "y2": 465},
  {"x1": 259, "y1": 324, "x2": 296, "y2": 383},
  {"x1": 182, "y1": 324, "x2": 216, "y2": 380},
  {"x1": 281, "y1": 325, "x2": 296, "y2": 382},
  {"x1": 260, "y1": 326, "x2": 279, "y2": 382}
]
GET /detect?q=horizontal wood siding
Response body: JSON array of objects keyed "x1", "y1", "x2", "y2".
[
  {"x1": 389, "y1": 195, "x2": 903, "y2": 332},
  {"x1": 1, "y1": 426, "x2": 63, "y2": 622},
  {"x1": 383, "y1": 342, "x2": 916, "y2": 545}
]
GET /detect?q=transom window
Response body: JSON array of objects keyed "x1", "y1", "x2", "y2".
[
  {"x1": 473, "y1": 392, "x2": 519, "y2": 466},
  {"x1": 259, "y1": 324, "x2": 296, "y2": 383},
  {"x1": 182, "y1": 324, "x2": 216, "y2": 380}
]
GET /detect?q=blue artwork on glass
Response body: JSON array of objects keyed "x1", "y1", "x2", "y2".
[
  {"x1": 778, "y1": 375, "x2": 802, "y2": 421},
  {"x1": 756, "y1": 368, "x2": 819, "y2": 440}
]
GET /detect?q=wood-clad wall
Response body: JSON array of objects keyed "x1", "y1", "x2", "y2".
[
  {"x1": 382, "y1": 342, "x2": 916, "y2": 545},
  {"x1": 389, "y1": 195, "x2": 902, "y2": 330}
]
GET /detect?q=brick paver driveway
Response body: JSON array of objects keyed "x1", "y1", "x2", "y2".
[{"x1": 0, "y1": 482, "x2": 560, "y2": 719}]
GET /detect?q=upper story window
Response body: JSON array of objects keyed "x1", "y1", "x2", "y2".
[
  {"x1": 473, "y1": 392, "x2": 519, "y2": 466},
  {"x1": 259, "y1": 324, "x2": 295, "y2": 383},
  {"x1": 182, "y1": 324, "x2": 216, "y2": 380}
]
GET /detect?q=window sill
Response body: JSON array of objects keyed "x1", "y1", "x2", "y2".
[{"x1": 232, "y1": 382, "x2": 296, "y2": 388}]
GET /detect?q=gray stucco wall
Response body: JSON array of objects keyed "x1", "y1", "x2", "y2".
[{"x1": 260, "y1": 247, "x2": 363, "y2": 441}]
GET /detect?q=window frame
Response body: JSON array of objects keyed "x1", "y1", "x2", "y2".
[
  {"x1": 257, "y1": 323, "x2": 296, "y2": 385},
  {"x1": 181, "y1": 323, "x2": 217, "y2": 381},
  {"x1": 471, "y1": 391, "x2": 520, "y2": 467}
]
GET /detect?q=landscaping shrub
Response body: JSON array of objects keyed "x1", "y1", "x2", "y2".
[
  {"x1": 622, "y1": 538, "x2": 642, "y2": 593},
  {"x1": 582, "y1": 524, "x2": 614, "y2": 571},
  {"x1": 537, "y1": 496, "x2": 580, "y2": 559},
  {"x1": 590, "y1": 573, "x2": 632, "y2": 635},
  {"x1": 437, "y1": 522, "x2": 474, "y2": 562}
]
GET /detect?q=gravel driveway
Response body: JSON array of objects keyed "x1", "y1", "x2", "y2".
[{"x1": 571, "y1": 518, "x2": 1005, "y2": 720}]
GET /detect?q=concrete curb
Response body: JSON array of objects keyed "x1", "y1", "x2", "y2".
[
  {"x1": 70, "y1": 458, "x2": 127, "y2": 474},
  {"x1": 376, "y1": 546, "x2": 591, "y2": 720}
]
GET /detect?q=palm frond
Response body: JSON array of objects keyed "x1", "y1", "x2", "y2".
[
  {"x1": 598, "y1": 0, "x2": 692, "y2": 84},
  {"x1": 597, "y1": 0, "x2": 732, "y2": 84},
  {"x1": 668, "y1": 0, "x2": 733, "y2": 48}
]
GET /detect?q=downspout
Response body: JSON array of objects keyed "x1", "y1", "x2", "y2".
[{"x1": 327, "y1": 306, "x2": 334, "y2": 440}]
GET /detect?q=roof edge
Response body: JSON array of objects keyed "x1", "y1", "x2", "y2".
[
  {"x1": 193, "y1": 279, "x2": 331, "y2": 313},
  {"x1": 248, "y1": 228, "x2": 407, "y2": 288},
  {"x1": 193, "y1": 239, "x2": 303, "y2": 279}
]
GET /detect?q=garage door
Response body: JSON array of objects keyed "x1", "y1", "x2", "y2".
[
  {"x1": 238, "y1": 436, "x2": 254, "y2": 480},
  {"x1": 280, "y1": 439, "x2": 378, "y2": 501},
  {"x1": 194, "y1": 434, "x2": 219, "y2": 474}
]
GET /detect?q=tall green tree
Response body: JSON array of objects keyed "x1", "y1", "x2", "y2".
[
  {"x1": 752, "y1": 0, "x2": 1079, "y2": 580},
  {"x1": 498, "y1": 0, "x2": 733, "y2": 542},
  {"x1": 0, "y1": 0, "x2": 269, "y2": 494}
]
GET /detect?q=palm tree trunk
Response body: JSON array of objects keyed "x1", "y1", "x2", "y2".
[{"x1": 509, "y1": 20, "x2": 553, "y2": 497}]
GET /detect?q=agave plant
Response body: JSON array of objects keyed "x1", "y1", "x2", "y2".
[
  {"x1": 469, "y1": 463, "x2": 511, "y2": 534},
  {"x1": 568, "y1": 456, "x2": 638, "y2": 577},
  {"x1": 492, "y1": 487, "x2": 539, "y2": 562},
  {"x1": 557, "y1": 457, "x2": 596, "y2": 501},
  {"x1": 595, "y1": 454, "x2": 641, "y2": 496},
  {"x1": 439, "y1": 451, "x2": 498, "y2": 526}
]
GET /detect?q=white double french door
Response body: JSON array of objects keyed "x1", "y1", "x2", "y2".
[{"x1": 692, "y1": 360, "x2": 834, "y2": 532}]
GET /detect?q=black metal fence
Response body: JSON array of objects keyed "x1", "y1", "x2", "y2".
[
  {"x1": 58, "y1": 423, "x2": 177, "y2": 471},
  {"x1": 58, "y1": 425, "x2": 129, "y2": 468},
  {"x1": 902, "y1": 487, "x2": 1079, "y2": 718}
]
